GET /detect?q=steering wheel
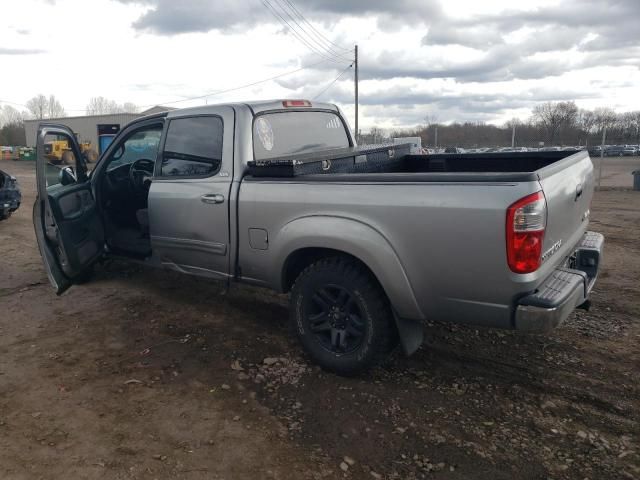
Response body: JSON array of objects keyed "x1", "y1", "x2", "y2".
[{"x1": 129, "y1": 159, "x2": 155, "y2": 194}]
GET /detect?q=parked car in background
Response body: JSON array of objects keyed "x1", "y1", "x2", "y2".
[
  {"x1": 0, "y1": 169, "x2": 21, "y2": 220},
  {"x1": 443, "y1": 147, "x2": 464, "y2": 153},
  {"x1": 499, "y1": 147, "x2": 529, "y2": 152},
  {"x1": 623, "y1": 145, "x2": 638, "y2": 156},
  {"x1": 588, "y1": 146, "x2": 603, "y2": 156},
  {"x1": 604, "y1": 145, "x2": 624, "y2": 156}
]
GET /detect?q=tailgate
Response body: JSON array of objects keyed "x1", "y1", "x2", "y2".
[{"x1": 537, "y1": 151, "x2": 594, "y2": 266}]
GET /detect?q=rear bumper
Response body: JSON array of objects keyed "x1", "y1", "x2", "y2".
[{"x1": 515, "y1": 231, "x2": 604, "y2": 332}]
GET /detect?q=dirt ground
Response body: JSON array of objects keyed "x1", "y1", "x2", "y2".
[{"x1": 1, "y1": 160, "x2": 638, "y2": 480}]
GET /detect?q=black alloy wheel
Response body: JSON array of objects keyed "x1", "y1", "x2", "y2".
[
  {"x1": 305, "y1": 284, "x2": 366, "y2": 354},
  {"x1": 290, "y1": 257, "x2": 395, "y2": 375}
]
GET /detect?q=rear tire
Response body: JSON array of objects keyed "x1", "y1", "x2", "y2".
[
  {"x1": 61, "y1": 150, "x2": 75, "y2": 165},
  {"x1": 290, "y1": 257, "x2": 393, "y2": 376},
  {"x1": 85, "y1": 149, "x2": 98, "y2": 163}
]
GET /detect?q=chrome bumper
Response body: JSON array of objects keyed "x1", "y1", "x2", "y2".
[{"x1": 515, "y1": 231, "x2": 604, "y2": 332}]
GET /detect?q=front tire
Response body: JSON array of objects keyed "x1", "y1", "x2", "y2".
[{"x1": 290, "y1": 257, "x2": 393, "y2": 376}]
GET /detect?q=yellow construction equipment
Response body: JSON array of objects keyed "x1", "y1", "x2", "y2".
[{"x1": 44, "y1": 138, "x2": 98, "y2": 164}]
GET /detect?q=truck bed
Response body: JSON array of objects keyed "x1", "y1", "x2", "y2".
[
  {"x1": 244, "y1": 150, "x2": 586, "y2": 183},
  {"x1": 401, "y1": 151, "x2": 577, "y2": 173}
]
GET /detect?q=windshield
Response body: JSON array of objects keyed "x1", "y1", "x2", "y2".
[{"x1": 253, "y1": 111, "x2": 350, "y2": 160}]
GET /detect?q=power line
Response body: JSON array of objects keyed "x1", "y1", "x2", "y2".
[
  {"x1": 261, "y1": 0, "x2": 339, "y2": 63},
  {"x1": 261, "y1": 0, "x2": 346, "y2": 64},
  {"x1": 0, "y1": 99, "x2": 28, "y2": 108},
  {"x1": 272, "y1": 0, "x2": 352, "y2": 62},
  {"x1": 138, "y1": 57, "x2": 344, "y2": 108},
  {"x1": 280, "y1": 0, "x2": 351, "y2": 55},
  {"x1": 1, "y1": 57, "x2": 346, "y2": 112},
  {"x1": 312, "y1": 64, "x2": 353, "y2": 100}
]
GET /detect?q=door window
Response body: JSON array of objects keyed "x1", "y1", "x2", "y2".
[
  {"x1": 160, "y1": 116, "x2": 223, "y2": 177},
  {"x1": 42, "y1": 132, "x2": 82, "y2": 187},
  {"x1": 106, "y1": 126, "x2": 163, "y2": 172}
]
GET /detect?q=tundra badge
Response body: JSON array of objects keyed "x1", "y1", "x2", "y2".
[{"x1": 541, "y1": 239, "x2": 562, "y2": 263}]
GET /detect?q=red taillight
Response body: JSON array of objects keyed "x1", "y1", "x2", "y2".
[
  {"x1": 506, "y1": 191, "x2": 547, "y2": 273},
  {"x1": 282, "y1": 100, "x2": 311, "y2": 108}
]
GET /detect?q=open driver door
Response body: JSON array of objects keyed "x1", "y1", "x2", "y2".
[{"x1": 33, "y1": 124, "x2": 104, "y2": 295}]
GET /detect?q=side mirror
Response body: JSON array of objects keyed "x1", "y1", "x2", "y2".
[{"x1": 59, "y1": 166, "x2": 77, "y2": 186}]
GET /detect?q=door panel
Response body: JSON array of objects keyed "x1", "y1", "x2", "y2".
[
  {"x1": 148, "y1": 108, "x2": 234, "y2": 279},
  {"x1": 34, "y1": 124, "x2": 104, "y2": 294},
  {"x1": 46, "y1": 182, "x2": 104, "y2": 276}
]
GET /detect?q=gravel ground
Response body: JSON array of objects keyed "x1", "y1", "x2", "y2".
[{"x1": 0, "y1": 160, "x2": 638, "y2": 480}]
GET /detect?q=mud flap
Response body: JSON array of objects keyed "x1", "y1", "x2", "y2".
[{"x1": 392, "y1": 311, "x2": 424, "y2": 356}]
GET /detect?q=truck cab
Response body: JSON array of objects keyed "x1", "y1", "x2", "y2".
[{"x1": 34, "y1": 101, "x2": 352, "y2": 292}]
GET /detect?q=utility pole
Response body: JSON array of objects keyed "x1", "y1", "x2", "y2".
[
  {"x1": 354, "y1": 44, "x2": 359, "y2": 143},
  {"x1": 434, "y1": 125, "x2": 438, "y2": 148},
  {"x1": 511, "y1": 124, "x2": 516, "y2": 148}
]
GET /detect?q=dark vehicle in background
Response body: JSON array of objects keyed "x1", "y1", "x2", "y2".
[
  {"x1": 605, "y1": 145, "x2": 625, "y2": 156},
  {"x1": 588, "y1": 146, "x2": 603, "y2": 156},
  {"x1": 443, "y1": 147, "x2": 464, "y2": 153},
  {"x1": 0, "y1": 169, "x2": 21, "y2": 220}
]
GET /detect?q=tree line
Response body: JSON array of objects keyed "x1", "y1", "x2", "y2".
[
  {"x1": 361, "y1": 101, "x2": 640, "y2": 148},
  {"x1": 3, "y1": 96, "x2": 640, "y2": 148}
]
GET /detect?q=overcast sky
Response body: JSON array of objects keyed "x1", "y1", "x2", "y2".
[{"x1": 2, "y1": 0, "x2": 639, "y2": 130}]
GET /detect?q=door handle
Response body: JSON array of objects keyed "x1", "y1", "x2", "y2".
[{"x1": 201, "y1": 194, "x2": 225, "y2": 204}]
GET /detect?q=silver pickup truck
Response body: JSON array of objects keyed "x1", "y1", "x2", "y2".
[{"x1": 33, "y1": 100, "x2": 603, "y2": 375}]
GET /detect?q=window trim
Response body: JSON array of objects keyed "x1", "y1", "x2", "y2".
[
  {"x1": 251, "y1": 108, "x2": 352, "y2": 161},
  {"x1": 155, "y1": 114, "x2": 225, "y2": 180}
]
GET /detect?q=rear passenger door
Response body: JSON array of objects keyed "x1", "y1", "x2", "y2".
[{"x1": 148, "y1": 108, "x2": 234, "y2": 279}]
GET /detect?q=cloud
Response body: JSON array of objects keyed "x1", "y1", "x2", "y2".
[
  {"x1": 0, "y1": 48, "x2": 45, "y2": 55},
  {"x1": 115, "y1": 0, "x2": 443, "y2": 35}
]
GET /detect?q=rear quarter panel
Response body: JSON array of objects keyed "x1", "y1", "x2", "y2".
[{"x1": 238, "y1": 178, "x2": 549, "y2": 328}]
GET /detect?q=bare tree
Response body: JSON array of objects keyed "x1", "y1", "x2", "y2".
[
  {"x1": 86, "y1": 97, "x2": 138, "y2": 115},
  {"x1": 26, "y1": 94, "x2": 49, "y2": 119},
  {"x1": 578, "y1": 109, "x2": 597, "y2": 135},
  {"x1": 47, "y1": 95, "x2": 66, "y2": 118},
  {"x1": 593, "y1": 107, "x2": 617, "y2": 134},
  {"x1": 504, "y1": 118, "x2": 522, "y2": 129},
  {"x1": 86, "y1": 96, "x2": 120, "y2": 115},
  {"x1": 0, "y1": 105, "x2": 24, "y2": 127},
  {"x1": 122, "y1": 102, "x2": 139, "y2": 113},
  {"x1": 423, "y1": 114, "x2": 439, "y2": 128},
  {"x1": 532, "y1": 101, "x2": 578, "y2": 144},
  {"x1": 24, "y1": 94, "x2": 66, "y2": 119},
  {"x1": 630, "y1": 111, "x2": 640, "y2": 144}
]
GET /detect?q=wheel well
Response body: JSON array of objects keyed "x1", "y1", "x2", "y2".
[{"x1": 282, "y1": 247, "x2": 381, "y2": 293}]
